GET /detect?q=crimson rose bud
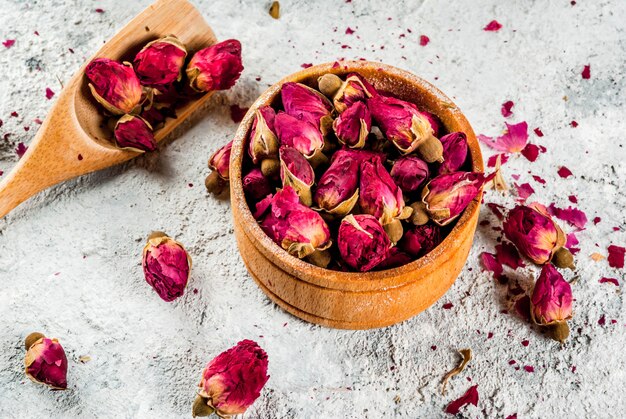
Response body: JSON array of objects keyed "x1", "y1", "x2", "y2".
[
  {"x1": 338, "y1": 214, "x2": 391, "y2": 272},
  {"x1": 399, "y1": 224, "x2": 441, "y2": 257},
  {"x1": 359, "y1": 156, "x2": 406, "y2": 225},
  {"x1": 333, "y1": 73, "x2": 378, "y2": 113},
  {"x1": 85, "y1": 58, "x2": 142, "y2": 115},
  {"x1": 142, "y1": 232, "x2": 192, "y2": 302},
  {"x1": 313, "y1": 149, "x2": 365, "y2": 216},
  {"x1": 530, "y1": 264, "x2": 573, "y2": 343},
  {"x1": 187, "y1": 39, "x2": 243, "y2": 92},
  {"x1": 279, "y1": 145, "x2": 315, "y2": 206},
  {"x1": 133, "y1": 35, "x2": 187, "y2": 88},
  {"x1": 24, "y1": 333, "x2": 68, "y2": 390},
  {"x1": 333, "y1": 101, "x2": 371, "y2": 148},
  {"x1": 114, "y1": 115, "x2": 157, "y2": 152},
  {"x1": 243, "y1": 168, "x2": 274, "y2": 202},
  {"x1": 438, "y1": 132, "x2": 469, "y2": 174},
  {"x1": 248, "y1": 106, "x2": 278, "y2": 164},
  {"x1": 281, "y1": 82, "x2": 333, "y2": 133},
  {"x1": 390, "y1": 156, "x2": 429, "y2": 193},
  {"x1": 209, "y1": 140, "x2": 233, "y2": 181},
  {"x1": 274, "y1": 112, "x2": 324, "y2": 158}
]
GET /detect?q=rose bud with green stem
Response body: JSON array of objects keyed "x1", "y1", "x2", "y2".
[
  {"x1": 338, "y1": 214, "x2": 391, "y2": 272},
  {"x1": 333, "y1": 101, "x2": 371, "y2": 149},
  {"x1": 206, "y1": 140, "x2": 232, "y2": 195},
  {"x1": 133, "y1": 35, "x2": 187, "y2": 88},
  {"x1": 281, "y1": 82, "x2": 334, "y2": 135},
  {"x1": 243, "y1": 168, "x2": 274, "y2": 203},
  {"x1": 114, "y1": 114, "x2": 157, "y2": 152},
  {"x1": 24, "y1": 332, "x2": 68, "y2": 390},
  {"x1": 279, "y1": 145, "x2": 315, "y2": 206},
  {"x1": 530, "y1": 264, "x2": 573, "y2": 343},
  {"x1": 187, "y1": 39, "x2": 243, "y2": 92},
  {"x1": 333, "y1": 73, "x2": 378, "y2": 113},
  {"x1": 142, "y1": 231, "x2": 191, "y2": 302},
  {"x1": 390, "y1": 155, "x2": 429, "y2": 194},
  {"x1": 248, "y1": 106, "x2": 280, "y2": 177},
  {"x1": 438, "y1": 132, "x2": 469, "y2": 175},
  {"x1": 85, "y1": 58, "x2": 142, "y2": 115}
]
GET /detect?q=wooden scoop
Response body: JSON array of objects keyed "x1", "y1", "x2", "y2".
[{"x1": 0, "y1": 0, "x2": 217, "y2": 218}]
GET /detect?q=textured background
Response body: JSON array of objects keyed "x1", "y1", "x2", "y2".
[{"x1": 0, "y1": 0, "x2": 625, "y2": 418}]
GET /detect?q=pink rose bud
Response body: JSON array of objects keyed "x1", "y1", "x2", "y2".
[
  {"x1": 254, "y1": 186, "x2": 332, "y2": 258},
  {"x1": 503, "y1": 204, "x2": 573, "y2": 268},
  {"x1": 359, "y1": 156, "x2": 406, "y2": 225},
  {"x1": 438, "y1": 132, "x2": 469, "y2": 174},
  {"x1": 399, "y1": 224, "x2": 441, "y2": 257},
  {"x1": 333, "y1": 73, "x2": 378, "y2": 113},
  {"x1": 24, "y1": 333, "x2": 68, "y2": 390},
  {"x1": 281, "y1": 82, "x2": 334, "y2": 133},
  {"x1": 193, "y1": 340, "x2": 269, "y2": 417},
  {"x1": 209, "y1": 140, "x2": 233, "y2": 181},
  {"x1": 274, "y1": 112, "x2": 324, "y2": 158},
  {"x1": 368, "y1": 94, "x2": 443, "y2": 162},
  {"x1": 338, "y1": 214, "x2": 391, "y2": 272},
  {"x1": 85, "y1": 58, "x2": 142, "y2": 115},
  {"x1": 133, "y1": 35, "x2": 187, "y2": 88},
  {"x1": 422, "y1": 171, "x2": 494, "y2": 226},
  {"x1": 142, "y1": 232, "x2": 192, "y2": 302},
  {"x1": 114, "y1": 114, "x2": 157, "y2": 152},
  {"x1": 243, "y1": 168, "x2": 274, "y2": 202},
  {"x1": 186, "y1": 39, "x2": 243, "y2": 92},
  {"x1": 279, "y1": 145, "x2": 315, "y2": 206},
  {"x1": 248, "y1": 106, "x2": 278, "y2": 164},
  {"x1": 376, "y1": 247, "x2": 413, "y2": 270},
  {"x1": 333, "y1": 101, "x2": 371, "y2": 148},
  {"x1": 530, "y1": 264, "x2": 573, "y2": 343},
  {"x1": 390, "y1": 156, "x2": 430, "y2": 193}
]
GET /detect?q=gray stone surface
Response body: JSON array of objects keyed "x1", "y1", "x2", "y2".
[{"x1": 0, "y1": 0, "x2": 625, "y2": 417}]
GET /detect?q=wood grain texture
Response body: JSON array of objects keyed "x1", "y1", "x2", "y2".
[
  {"x1": 0, "y1": 0, "x2": 216, "y2": 218},
  {"x1": 230, "y1": 61, "x2": 485, "y2": 330}
]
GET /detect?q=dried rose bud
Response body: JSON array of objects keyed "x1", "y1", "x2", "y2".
[
  {"x1": 274, "y1": 112, "x2": 324, "y2": 158},
  {"x1": 503, "y1": 204, "x2": 573, "y2": 269},
  {"x1": 243, "y1": 168, "x2": 274, "y2": 202},
  {"x1": 422, "y1": 171, "x2": 493, "y2": 226},
  {"x1": 85, "y1": 58, "x2": 142, "y2": 115},
  {"x1": 333, "y1": 101, "x2": 371, "y2": 148},
  {"x1": 254, "y1": 186, "x2": 332, "y2": 258},
  {"x1": 317, "y1": 73, "x2": 343, "y2": 97},
  {"x1": 133, "y1": 35, "x2": 187, "y2": 88},
  {"x1": 281, "y1": 82, "x2": 334, "y2": 134},
  {"x1": 530, "y1": 264, "x2": 573, "y2": 343},
  {"x1": 368, "y1": 94, "x2": 443, "y2": 162},
  {"x1": 279, "y1": 145, "x2": 315, "y2": 206},
  {"x1": 187, "y1": 39, "x2": 243, "y2": 92},
  {"x1": 359, "y1": 156, "x2": 407, "y2": 225},
  {"x1": 142, "y1": 232, "x2": 192, "y2": 302},
  {"x1": 439, "y1": 132, "x2": 469, "y2": 174},
  {"x1": 399, "y1": 224, "x2": 441, "y2": 257},
  {"x1": 209, "y1": 140, "x2": 232, "y2": 181},
  {"x1": 193, "y1": 340, "x2": 269, "y2": 417},
  {"x1": 24, "y1": 333, "x2": 68, "y2": 390},
  {"x1": 390, "y1": 156, "x2": 429, "y2": 193},
  {"x1": 376, "y1": 247, "x2": 413, "y2": 270},
  {"x1": 248, "y1": 106, "x2": 279, "y2": 164},
  {"x1": 333, "y1": 73, "x2": 378, "y2": 113},
  {"x1": 338, "y1": 214, "x2": 391, "y2": 272},
  {"x1": 114, "y1": 114, "x2": 157, "y2": 152}
]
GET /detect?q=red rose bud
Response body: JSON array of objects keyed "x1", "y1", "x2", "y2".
[
  {"x1": 503, "y1": 204, "x2": 573, "y2": 268},
  {"x1": 85, "y1": 58, "x2": 142, "y2": 115},
  {"x1": 114, "y1": 114, "x2": 157, "y2": 152},
  {"x1": 530, "y1": 264, "x2": 573, "y2": 343},
  {"x1": 333, "y1": 73, "x2": 378, "y2": 113},
  {"x1": 133, "y1": 35, "x2": 187, "y2": 88},
  {"x1": 248, "y1": 106, "x2": 278, "y2": 164},
  {"x1": 438, "y1": 132, "x2": 469, "y2": 174},
  {"x1": 422, "y1": 171, "x2": 493, "y2": 226},
  {"x1": 274, "y1": 112, "x2": 324, "y2": 158},
  {"x1": 368, "y1": 94, "x2": 443, "y2": 162},
  {"x1": 390, "y1": 156, "x2": 429, "y2": 193},
  {"x1": 187, "y1": 39, "x2": 243, "y2": 92},
  {"x1": 279, "y1": 145, "x2": 315, "y2": 206},
  {"x1": 254, "y1": 186, "x2": 331, "y2": 258},
  {"x1": 338, "y1": 214, "x2": 391, "y2": 272},
  {"x1": 376, "y1": 247, "x2": 413, "y2": 270},
  {"x1": 243, "y1": 168, "x2": 274, "y2": 202},
  {"x1": 359, "y1": 156, "x2": 407, "y2": 225},
  {"x1": 399, "y1": 224, "x2": 441, "y2": 257},
  {"x1": 193, "y1": 340, "x2": 269, "y2": 417},
  {"x1": 206, "y1": 140, "x2": 232, "y2": 195},
  {"x1": 333, "y1": 101, "x2": 371, "y2": 148},
  {"x1": 24, "y1": 333, "x2": 68, "y2": 390},
  {"x1": 281, "y1": 82, "x2": 334, "y2": 134},
  {"x1": 142, "y1": 232, "x2": 191, "y2": 302}
]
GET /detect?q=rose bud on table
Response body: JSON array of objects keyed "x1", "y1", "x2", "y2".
[
  {"x1": 248, "y1": 106, "x2": 280, "y2": 177},
  {"x1": 368, "y1": 94, "x2": 443, "y2": 162},
  {"x1": 281, "y1": 82, "x2": 334, "y2": 135},
  {"x1": 242, "y1": 168, "x2": 274, "y2": 203},
  {"x1": 314, "y1": 149, "x2": 362, "y2": 217},
  {"x1": 142, "y1": 231, "x2": 192, "y2": 302},
  {"x1": 85, "y1": 58, "x2": 142, "y2": 115},
  {"x1": 187, "y1": 39, "x2": 243, "y2": 92},
  {"x1": 438, "y1": 132, "x2": 469, "y2": 175},
  {"x1": 333, "y1": 73, "x2": 378, "y2": 113},
  {"x1": 399, "y1": 224, "x2": 441, "y2": 258},
  {"x1": 390, "y1": 155, "x2": 429, "y2": 194},
  {"x1": 338, "y1": 214, "x2": 391, "y2": 272},
  {"x1": 254, "y1": 186, "x2": 332, "y2": 258},
  {"x1": 24, "y1": 332, "x2": 68, "y2": 390},
  {"x1": 503, "y1": 203, "x2": 574, "y2": 269},
  {"x1": 279, "y1": 145, "x2": 315, "y2": 206},
  {"x1": 193, "y1": 340, "x2": 269, "y2": 418},
  {"x1": 422, "y1": 171, "x2": 494, "y2": 226},
  {"x1": 530, "y1": 264, "x2": 573, "y2": 343},
  {"x1": 206, "y1": 140, "x2": 232, "y2": 195},
  {"x1": 274, "y1": 112, "x2": 324, "y2": 161},
  {"x1": 113, "y1": 115, "x2": 157, "y2": 152},
  {"x1": 333, "y1": 101, "x2": 371, "y2": 149},
  {"x1": 133, "y1": 35, "x2": 187, "y2": 88}
]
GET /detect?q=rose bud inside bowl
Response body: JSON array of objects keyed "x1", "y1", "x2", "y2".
[
  {"x1": 338, "y1": 214, "x2": 391, "y2": 272},
  {"x1": 279, "y1": 145, "x2": 315, "y2": 206},
  {"x1": 281, "y1": 82, "x2": 334, "y2": 135},
  {"x1": 390, "y1": 155, "x2": 429, "y2": 194},
  {"x1": 333, "y1": 101, "x2": 371, "y2": 149},
  {"x1": 438, "y1": 132, "x2": 469, "y2": 175},
  {"x1": 187, "y1": 39, "x2": 243, "y2": 92},
  {"x1": 274, "y1": 112, "x2": 324, "y2": 159},
  {"x1": 133, "y1": 35, "x2": 187, "y2": 88},
  {"x1": 333, "y1": 72, "x2": 378, "y2": 113}
]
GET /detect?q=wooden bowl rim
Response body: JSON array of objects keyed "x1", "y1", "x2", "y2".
[{"x1": 230, "y1": 60, "x2": 484, "y2": 289}]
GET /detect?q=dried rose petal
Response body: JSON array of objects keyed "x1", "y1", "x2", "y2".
[
  {"x1": 531, "y1": 264, "x2": 573, "y2": 342},
  {"x1": 478, "y1": 122, "x2": 528, "y2": 153},
  {"x1": 581, "y1": 64, "x2": 591, "y2": 79},
  {"x1": 114, "y1": 115, "x2": 156, "y2": 152},
  {"x1": 333, "y1": 73, "x2": 378, "y2": 113},
  {"x1": 390, "y1": 156, "x2": 429, "y2": 193},
  {"x1": 279, "y1": 145, "x2": 315, "y2": 206},
  {"x1": 338, "y1": 214, "x2": 391, "y2": 272},
  {"x1": 501, "y1": 100, "x2": 514, "y2": 117},
  {"x1": 445, "y1": 385, "x2": 479, "y2": 415},
  {"x1": 242, "y1": 168, "x2": 274, "y2": 202},
  {"x1": 248, "y1": 106, "x2": 278, "y2": 164},
  {"x1": 85, "y1": 58, "x2": 142, "y2": 115},
  {"x1": 399, "y1": 224, "x2": 440, "y2": 257},
  {"x1": 142, "y1": 232, "x2": 191, "y2": 302},
  {"x1": 333, "y1": 101, "x2": 371, "y2": 148},
  {"x1": 360, "y1": 156, "x2": 406, "y2": 225},
  {"x1": 438, "y1": 132, "x2": 468, "y2": 174},
  {"x1": 481, "y1": 251, "x2": 503, "y2": 281},
  {"x1": 194, "y1": 340, "x2": 269, "y2": 417},
  {"x1": 209, "y1": 140, "x2": 232, "y2": 181},
  {"x1": 187, "y1": 39, "x2": 243, "y2": 92},
  {"x1": 608, "y1": 245, "x2": 625, "y2": 269},
  {"x1": 133, "y1": 35, "x2": 187, "y2": 87},
  {"x1": 546, "y1": 203, "x2": 587, "y2": 230},
  {"x1": 483, "y1": 20, "x2": 502, "y2": 31},
  {"x1": 274, "y1": 112, "x2": 324, "y2": 158},
  {"x1": 281, "y1": 82, "x2": 333, "y2": 133},
  {"x1": 24, "y1": 335, "x2": 68, "y2": 390}
]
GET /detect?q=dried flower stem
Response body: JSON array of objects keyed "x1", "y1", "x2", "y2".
[{"x1": 441, "y1": 348, "x2": 472, "y2": 395}]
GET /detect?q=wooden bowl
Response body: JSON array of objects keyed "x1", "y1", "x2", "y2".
[{"x1": 230, "y1": 61, "x2": 484, "y2": 330}]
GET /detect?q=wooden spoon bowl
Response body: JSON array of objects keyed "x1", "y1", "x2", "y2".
[
  {"x1": 0, "y1": 0, "x2": 216, "y2": 218},
  {"x1": 230, "y1": 61, "x2": 484, "y2": 330}
]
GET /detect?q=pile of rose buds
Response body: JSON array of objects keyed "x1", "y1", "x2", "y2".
[
  {"x1": 85, "y1": 37, "x2": 243, "y2": 152},
  {"x1": 208, "y1": 72, "x2": 494, "y2": 272}
]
